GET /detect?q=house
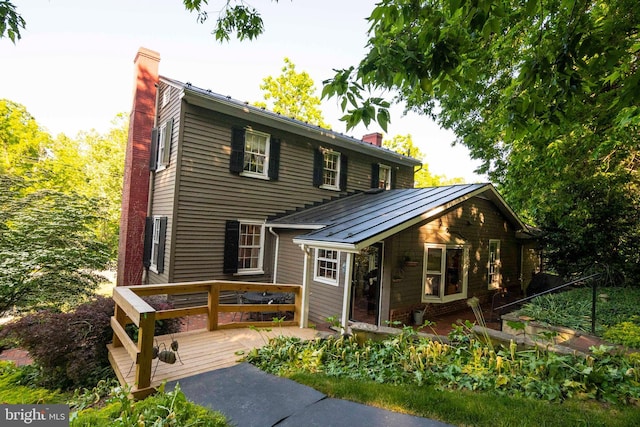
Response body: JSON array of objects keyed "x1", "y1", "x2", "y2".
[{"x1": 117, "y1": 48, "x2": 539, "y2": 330}]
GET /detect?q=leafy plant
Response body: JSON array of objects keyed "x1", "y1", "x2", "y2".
[
  {"x1": 0, "y1": 296, "x2": 115, "y2": 390},
  {"x1": 0, "y1": 361, "x2": 68, "y2": 404},
  {"x1": 603, "y1": 319, "x2": 640, "y2": 349}
]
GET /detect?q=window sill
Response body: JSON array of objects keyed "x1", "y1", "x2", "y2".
[
  {"x1": 422, "y1": 293, "x2": 467, "y2": 304},
  {"x1": 314, "y1": 277, "x2": 339, "y2": 286},
  {"x1": 234, "y1": 269, "x2": 265, "y2": 276},
  {"x1": 240, "y1": 171, "x2": 270, "y2": 180},
  {"x1": 320, "y1": 184, "x2": 341, "y2": 192}
]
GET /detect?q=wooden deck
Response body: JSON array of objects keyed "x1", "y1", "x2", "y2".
[{"x1": 108, "y1": 326, "x2": 321, "y2": 391}]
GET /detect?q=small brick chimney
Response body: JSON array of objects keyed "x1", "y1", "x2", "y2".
[
  {"x1": 117, "y1": 48, "x2": 160, "y2": 286},
  {"x1": 362, "y1": 132, "x2": 383, "y2": 147}
]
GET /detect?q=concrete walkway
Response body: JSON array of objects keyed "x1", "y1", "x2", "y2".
[{"x1": 166, "y1": 363, "x2": 452, "y2": 427}]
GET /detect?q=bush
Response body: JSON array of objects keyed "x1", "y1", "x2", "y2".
[
  {"x1": 0, "y1": 295, "x2": 183, "y2": 390},
  {"x1": 125, "y1": 295, "x2": 182, "y2": 341},
  {"x1": 0, "y1": 361, "x2": 68, "y2": 404},
  {"x1": 603, "y1": 317, "x2": 640, "y2": 349},
  {"x1": 0, "y1": 296, "x2": 115, "y2": 390}
]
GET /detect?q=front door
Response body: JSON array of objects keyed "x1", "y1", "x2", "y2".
[{"x1": 350, "y1": 244, "x2": 382, "y2": 325}]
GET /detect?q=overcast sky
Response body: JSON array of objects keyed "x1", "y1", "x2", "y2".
[{"x1": 1, "y1": 0, "x2": 484, "y2": 182}]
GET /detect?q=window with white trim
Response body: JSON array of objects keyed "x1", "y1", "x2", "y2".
[
  {"x1": 322, "y1": 151, "x2": 341, "y2": 190},
  {"x1": 242, "y1": 129, "x2": 270, "y2": 178},
  {"x1": 378, "y1": 164, "x2": 391, "y2": 189},
  {"x1": 156, "y1": 123, "x2": 167, "y2": 170},
  {"x1": 423, "y1": 244, "x2": 468, "y2": 302},
  {"x1": 488, "y1": 239, "x2": 501, "y2": 289},
  {"x1": 238, "y1": 221, "x2": 265, "y2": 273},
  {"x1": 149, "y1": 217, "x2": 163, "y2": 272},
  {"x1": 314, "y1": 248, "x2": 339, "y2": 285}
]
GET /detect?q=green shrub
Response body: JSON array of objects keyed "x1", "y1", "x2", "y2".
[
  {"x1": 604, "y1": 318, "x2": 640, "y2": 349},
  {"x1": 71, "y1": 384, "x2": 229, "y2": 427},
  {"x1": 0, "y1": 361, "x2": 68, "y2": 404}
]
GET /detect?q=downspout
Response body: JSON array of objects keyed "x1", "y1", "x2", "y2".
[
  {"x1": 341, "y1": 252, "x2": 353, "y2": 334},
  {"x1": 143, "y1": 83, "x2": 161, "y2": 285},
  {"x1": 268, "y1": 227, "x2": 279, "y2": 284},
  {"x1": 299, "y1": 244, "x2": 312, "y2": 328}
]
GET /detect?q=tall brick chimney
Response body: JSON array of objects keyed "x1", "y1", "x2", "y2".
[
  {"x1": 362, "y1": 132, "x2": 383, "y2": 147},
  {"x1": 117, "y1": 48, "x2": 160, "y2": 286}
]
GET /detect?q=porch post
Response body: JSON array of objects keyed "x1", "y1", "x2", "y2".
[
  {"x1": 299, "y1": 244, "x2": 311, "y2": 328},
  {"x1": 341, "y1": 252, "x2": 353, "y2": 333}
]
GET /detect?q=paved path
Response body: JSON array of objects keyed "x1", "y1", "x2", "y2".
[{"x1": 166, "y1": 363, "x2": 452, "y2": 427}]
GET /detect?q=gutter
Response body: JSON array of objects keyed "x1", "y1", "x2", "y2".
[{"x1": 268, "y1": 227, "x2": 280, "y2": 284}]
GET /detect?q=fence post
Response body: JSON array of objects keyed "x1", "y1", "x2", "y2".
[{"x1": 208, "y1": 283, "x2": 219, "y2": 331}]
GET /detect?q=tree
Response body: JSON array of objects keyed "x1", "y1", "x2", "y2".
[
  {"x1": 255, "y1": 57, "x2": 330, "y2": 128},
  {"x1": 0, "y1": 1, "x2": 24, "y2": 42},
  {"x1": 383, "y1": 134, "x2": 464, "y2": 187}
]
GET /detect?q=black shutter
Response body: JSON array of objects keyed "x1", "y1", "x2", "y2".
[
  {"x1": 156, "y1": 217, "x2": 167, "y2": 273},
  {"x1": 371, "y1": 163, "x2": 380, "y2": 188},
  {"x1": 161, "y1": 119, "x2": 173, "y2": 167},
  {"x1": 268, "y1": 137, "x2": 281, "y2": 180},
  {"x1": 229, "y1": 127, "x2": 245, "y2": 174},
  {"x1": 223, "y1": 220, "x2": 240, "y2": 274},
  {"x1": 391, "y1": 167, "x2": 397, "y2": 189},
  {"x1": 149, "y1": 127, "x2": 159, "y2": 171},
  {"x1": 313, "y1": 149, "x2": 323, "y2": 187},
  {"x1": 339, "y1": 154, "x2": 348, "y2": 191},
  {"x1": 143, "y1": 217, "x2": 153, "y2": 268}
]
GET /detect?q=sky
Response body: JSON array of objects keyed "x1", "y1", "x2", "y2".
[{"x1": 1, "y1": 0, "x2": 484, "y2": 182}]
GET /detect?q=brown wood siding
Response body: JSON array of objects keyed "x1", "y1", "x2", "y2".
[
  {"x1": 169, "y1": 103, "x2": 413, "y2": 283},
  {"x1": 147, "y1": 82, "x2": 181, "y2": 284},
  {"x1": 273, "y1": 230, "x2": 305, "y2": 285},
  {"x1": 387, "y1": 196, "x2": 521, "y2": 312}
]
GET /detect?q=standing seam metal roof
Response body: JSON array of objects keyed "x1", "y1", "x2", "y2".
[{"x1": 267, "y1": 183, "x2": 510, "y2": 249}]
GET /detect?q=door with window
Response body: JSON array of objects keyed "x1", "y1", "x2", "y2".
[
  {"x1": 423, "y1": 244, "x2": 468, "y2": 302},
  {"x1": 350, "y1": 244, "x2": 382, "y2": 325}
]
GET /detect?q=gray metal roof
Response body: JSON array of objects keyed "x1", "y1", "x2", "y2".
[
  {"x1": 160, "y1": 76, "x2": 421, "y2": 167},
  {"x1": 267, "y1": 184, "x2": 527, "y2": 251}
]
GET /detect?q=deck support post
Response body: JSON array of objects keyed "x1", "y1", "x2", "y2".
[
  {"x1": 208, "y1": 284, "x2": 220, "y2": 331},
  {"x1": 134, "y1": 311, "x2": 156, "y2": 392}
]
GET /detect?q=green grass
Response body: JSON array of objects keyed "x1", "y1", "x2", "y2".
[
  {"x1": 291, "y1": 372, "x2": 640, "y2": 427},
  {"x1": 0, "y1": 361, "x2": 68, "y2": 404}
]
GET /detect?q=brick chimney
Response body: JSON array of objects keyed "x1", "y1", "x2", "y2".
[
  {"x1": 362, "y1": 132, "x2": 383, "y2": 147},
  {"x1": 117, "y1": 48, "x2": 160, "y2": 286}
]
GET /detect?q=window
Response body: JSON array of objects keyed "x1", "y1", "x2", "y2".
[
  {"x1": 150, "y1": 119, "x2": 173, "y2": 171},
  {"x1": 423, "y1": 244, "x2": 468, "y2": 302},
  {"x1": 488, "y1": 239, "x2": 501, "y2": 289},
  {"x1": 223, "y1": 220, "x2": 265, "y2": 274},
  {"x1": 313, "y1": 148, "x2": 347, "y2": 191},
  {"x1": 238, "y1": 222, "x2": 264, "y2": 272},
  {"x1": 378, "y1": 165, "x2": 391, "y2": 189},
  {"x1": 314, "y1": 248, "x2": 339, "y2": 285},
  {"x1": 229, "y1": 128, "x2": 280, "y2": 180},
  {"x1": 162, "y1": 88, "x2": 170, "y2": 107},
  {"x1": 143, "y1": 216, "x2": 167, "y2": 274},
  {"x1": 243, "y1": 130, "x2": 270, "y2": 178}
]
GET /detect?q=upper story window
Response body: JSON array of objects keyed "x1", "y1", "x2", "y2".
[
  {"x1": 488, "y1": 239, "x2": 501, "y2": 289},
  {"x1": 323, "y1": 151, "x2": 341, "y2": 189},
  {"x1": 162, "y1": 88, "x2": 171, "y2": 107},
  {"x1": 223, "y1": 219, "x2": 265, "y2": 275},
  {"x1": 314, "y1": 248, "x2": 339, "y2": 285},
  {"x1": 378, "y1": 165, "x2": 392, "y2": 189},
  {"x1": 230, "y1": 127, "x2": 280, "y2": 180},
  {"x1": 423, "y1": 243, "x2": 468, "y2": 303},
  {"x1": 243, "y1": 130, "x2": 271, "y2": 178},
  {"x1": 150, "y1": 119, "x2": 173, "y2": 172},
  {"x1": 313, "y1": 148, "x2": 347, "y2": 191}
]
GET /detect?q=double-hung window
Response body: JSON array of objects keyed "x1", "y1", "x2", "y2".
[
  {"x1": 423, "y1": 244, "x2": 468, "y2": 302},
  {"x1": 150, "y1": 119, "x2": 173, "y2": 172},
  {"x1": 144, "y1": 216, "x2": 167, "y2": 274},
  {"x1": 314, "y1": 248, "x2": 339, "y2": 285},
  {"x1": 230, "y1": 128, "x2": 280, "y2": 180},
  {"x1": 314, "y1": 148, "x2": 347, "y2": 191},
  {"x1": 243, "y1": 130, "x2": 270, "y2": 178},
  {"x1": 488, "y1": 239, "x2": 501, "y2": 289},
  {"x1": 223, "y1": 220, "x2": 265, "y2": 275},
  {"x1": 378, "y1": 165, "x2": 391, "y2": 189}
]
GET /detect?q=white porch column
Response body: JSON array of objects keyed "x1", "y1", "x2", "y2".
[
  {"x1": 299, "y1": 244, "x2": 312, "y2": 328},
  {"x1": 340, "y1": 252, "x2": 354, "y2": 333}
]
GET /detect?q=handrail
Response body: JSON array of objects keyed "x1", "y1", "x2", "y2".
[{"x1": 109, "y1": 280, "x2": 302, "y2": 398}]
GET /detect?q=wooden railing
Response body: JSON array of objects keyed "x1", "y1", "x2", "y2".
[{"x1": 108, "y1": 280, "x2": 302, "y2": 398}]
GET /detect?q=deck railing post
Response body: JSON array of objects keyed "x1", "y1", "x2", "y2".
[
  {"x1": 208, "y1": 283, "x2": 219, "y2": 331},
  {"x1": 135, "y1": 311, "x2": 156, "y2": 391}
]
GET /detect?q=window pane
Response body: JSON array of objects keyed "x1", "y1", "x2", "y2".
[
  {"x1": 243, "y1": 131, "x2": 268, "y2": 174},
  {"x1": 426, "y1": 248, "x2": 442, "y2": 271},
  {"x1": 425, "y1": 275, "x2": 440, "y2": 296},
  {"x1": 445, "y1": 248, "x2": 463, "y2": 295},
  {"x1": 238, "y1": 223, "x2": 262, "y2": 270}
]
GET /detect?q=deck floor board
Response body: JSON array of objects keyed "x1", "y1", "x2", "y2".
[{"x1": 108, "y1": 326, "x2": 321, "y2": 390}]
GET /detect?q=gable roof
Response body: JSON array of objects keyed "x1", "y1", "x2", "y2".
[
  {"x1": 267, "y1": 183, "x2": 528, "y2": 252},
  {"x1": 160, "y1": 76, "x2": 421, "y2": 167}
]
